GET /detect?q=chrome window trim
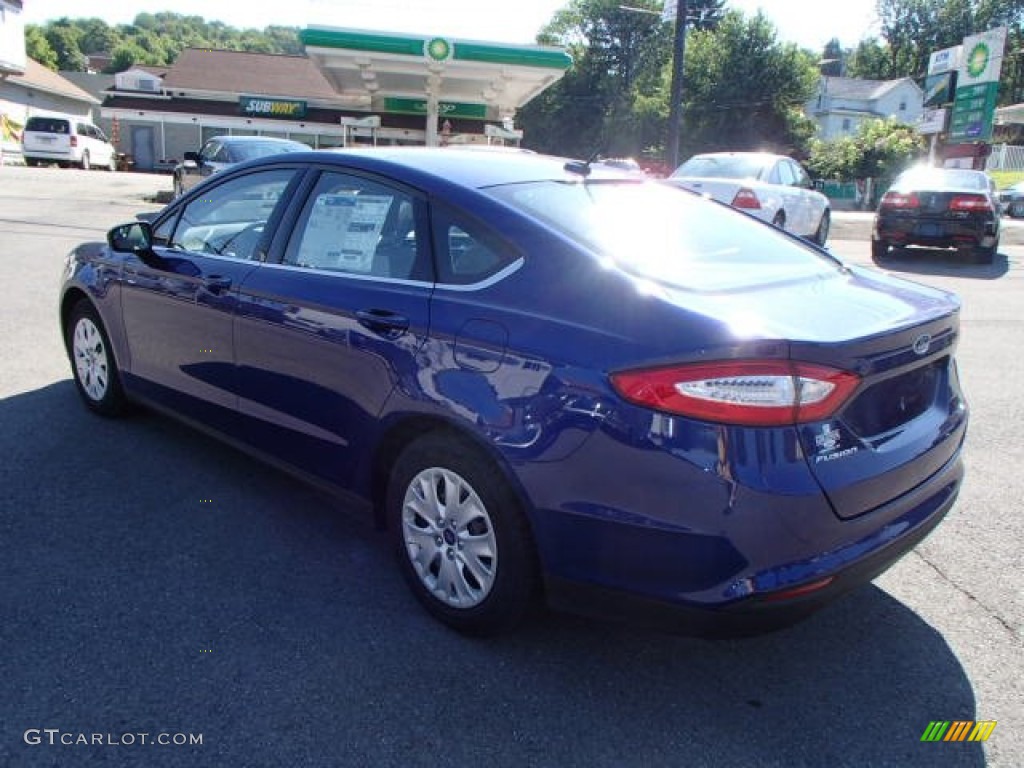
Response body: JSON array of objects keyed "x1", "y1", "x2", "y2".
[{"x1": 258, "y1": 255, "x2": 524, "y2": 291}]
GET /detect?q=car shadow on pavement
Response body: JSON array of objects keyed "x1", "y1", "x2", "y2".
[
  {"x1": 874, "y1": 247, "x2": 1010, "y2": 280},
  {"x1": 1, "y1": 382, "x2": 982, "y2": 768}
]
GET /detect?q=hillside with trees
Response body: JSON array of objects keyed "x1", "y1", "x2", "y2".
[
  {"x1": 25, "y1": 12, "x2": 302, "y2": 73},
  {"x1": 22, "y1": 1, "x2": 1024, "y2": 171}
]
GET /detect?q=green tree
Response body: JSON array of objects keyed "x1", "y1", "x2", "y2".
[
  {"x1": 685, "y1": 0, "x2": 728, "y2": 31},
  {"x1": 807, "y1": 117, "x2": 925, "y2": 181},
  {"x1": 679, "y1": 11, "x2": 819, "y2": 158},
  {"x1": 78, "y1": 18, "x2": 118, "y2": 54},
  {"x1": 45, "y1": 23, "x2": 87, "y2": 71},
  {"x1": 846, "y1": 37, "x2": 891, "y2": 78},
  {"x1": 820, "y1": 38, "x2": 844, "y2": 76},
  {"x1": 24, "y1": 25, "x2": 59, "y2": 70},
  {"x1": 523, "y1": 0, "x2": 672, "y2": 157}
]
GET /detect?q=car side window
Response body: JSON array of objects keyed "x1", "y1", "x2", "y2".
[
  {"x1": 764, "y1": 162, "x2": 782, "y2": 185},
  {"x1": 168, "y1": 169, "x2": 296, "y2": 260},
  {"x1": 776, "y1": 161, "x2": 797, "y2": 187},
  {"x1": 431, "y1": 206, "x2": 517, "y2": 286},
  {"x1": 210, "y1": 144, "x2": 231, "y2": 163},
  {"x1": 789, "y1": 161, "x2": 812, "y2": 189},
  {"x1": 283, "y1": 171, "x2": 426, "y2": 280}
]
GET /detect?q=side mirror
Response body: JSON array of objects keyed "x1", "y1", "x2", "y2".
[
  {"x1": 183, "y1": 151, "x2": 200, "y2": 167},
  {"x1": 108, "y1": 221, "x2": 154, "y2": 253}
]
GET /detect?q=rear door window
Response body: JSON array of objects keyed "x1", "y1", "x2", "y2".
[{"x1": 429, "y1": 205, "x2": 518, "y2": 285}]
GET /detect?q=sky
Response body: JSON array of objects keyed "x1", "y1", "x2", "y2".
[{"x1": 21, "y1": 0, "x2": 880, "y2": 52}]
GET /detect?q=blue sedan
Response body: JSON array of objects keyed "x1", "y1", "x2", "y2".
[{"x1": 60, "y1": 148, "x2": 968, "y2": 636}]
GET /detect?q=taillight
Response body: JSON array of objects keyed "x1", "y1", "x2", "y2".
[
  {"x1": 610, "y1": 360, "x2": 861, "y2": 426},
  {"x1": 731, "y1": 187, "x2": 761, "y2": 209},
  {"x1": 949, "y1": 194, "x2": 992, "y2": 212},
  {"x1": 70, "y1": 135, "x2": 78, "y2": 148},
  {"x1": 880, "y1": 191, "x2": 919, "y2": 209}
]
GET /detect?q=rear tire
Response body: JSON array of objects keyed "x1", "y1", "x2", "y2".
[
  {"x1": 771, "y1": 211, "x2": 786, "y2": 229},
  {"x1": 871, "y1": 239, "x2": 889, "y2": 262},
  {"x1": 974, "y1": 241, "x2": 997, "y2": 264},
  {"x1": 66, "y1": 300, "x2": 126, "y2": 417},
  {"x1": 387, "y1": 432, "x2": 539, "y2": 636},
  {"x1": 813, "y1": 210, "x2": 830, "y2": 246}
]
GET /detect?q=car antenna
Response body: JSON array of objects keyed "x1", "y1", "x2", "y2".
[{"x1": 564, "y1": 146, "x2": 604, "y2": 177}]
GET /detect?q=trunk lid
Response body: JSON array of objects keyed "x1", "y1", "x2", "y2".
[{"x1": 661, "y1": 265, "x2": 967, "y2": 519}]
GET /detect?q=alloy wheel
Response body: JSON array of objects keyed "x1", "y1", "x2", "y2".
[
  {"x1": 401, "y1": 467, "x2": 498, "y2": 608},
  {"x1": 72, "y1": 316, "x2": 109, "y2": 402}
]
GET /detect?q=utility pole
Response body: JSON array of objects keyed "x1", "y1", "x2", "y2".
[{"x1": 665, "y1": 0, "x2": 687, "y2": 170}]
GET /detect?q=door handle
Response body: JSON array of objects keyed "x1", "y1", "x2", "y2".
[
  {"x1": 201, "y1": 275, "x2": 233, "y2": 294},
  {"x1": 356, "y1": 309, "x2": 409, "y2": 339}
]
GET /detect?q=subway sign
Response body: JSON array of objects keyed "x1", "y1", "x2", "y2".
[{"x1": 239, "y1": 96, "x2": 307, "y2": 119}]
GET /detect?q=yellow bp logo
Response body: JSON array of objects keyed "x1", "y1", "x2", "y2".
[
  {"x1": 425, "y1": 37, "x2": 452, "y2": 62},
  {"x1": 967, "y1": 42, "x2": 990, "y2": 78}
]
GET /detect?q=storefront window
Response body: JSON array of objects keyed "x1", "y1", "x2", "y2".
[{"x1": 317, "y1": 134, "x2": 345, "y2": 149}]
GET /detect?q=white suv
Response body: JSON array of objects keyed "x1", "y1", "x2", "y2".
[{"x1": 21, "y1": 115, "x2": 117, "y2": 171}]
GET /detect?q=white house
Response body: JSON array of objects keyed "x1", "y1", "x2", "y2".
[{"x1": 806, "y1": 77, "x2": 925, "y2": 140}]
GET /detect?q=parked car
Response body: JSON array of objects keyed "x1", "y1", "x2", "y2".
[
  {"x1": 61, "y1": 148, "x2": 967, "y2": 636},
  {"x1": 997, "y1": 180, "x2": 1024, "y2": 217},
  {"x1": 21, "y1": 114, "x2": 117, "y2": 171},
  {"x1": 172, "y1": 135, "x2": 309, "y2": 197},
  {"x1": 872, "y1": 166, "x2": 1000, "y2": 264},
  {"x1": 666, "y1": 152, "x2": 831, "y2": 245}
]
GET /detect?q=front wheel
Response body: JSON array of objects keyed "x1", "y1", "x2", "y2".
[
  {"x1": 387, "y1": 432, "x2": 539, "y2": 635},
  {"x1": 66, "y1": 300, "x2": 126, "y2": 416}
]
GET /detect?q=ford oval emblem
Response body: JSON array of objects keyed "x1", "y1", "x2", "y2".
[{"x1": 913, "y1": 334, "x2": 932, "y2": 356}]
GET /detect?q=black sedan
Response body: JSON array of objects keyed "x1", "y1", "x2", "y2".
[
  {"x1": 172, "y1": 135, "x2": 309, "y2": 198},
  {"x1": 872, "y1": 167, "x2": 1000, "y2": 264}
]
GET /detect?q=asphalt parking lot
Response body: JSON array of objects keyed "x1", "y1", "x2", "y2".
[{"x1": 1, "y1": 164, "x2": 1021, "y2": 768}]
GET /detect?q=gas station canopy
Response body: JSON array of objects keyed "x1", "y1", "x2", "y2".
[{"x1": 299, "y1": 27, "x2": 572, "y2": 145}]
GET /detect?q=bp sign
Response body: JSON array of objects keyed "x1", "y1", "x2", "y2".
[{"x1": 948, "y1": 27, "x2": 1007, "y2": 144}]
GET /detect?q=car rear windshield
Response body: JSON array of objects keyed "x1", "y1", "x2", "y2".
[
  {"x1": 484, "y1": 180, "x2": 840, "y2": 292},
  {"x1": 672, "y1": 155, "x2": 768, "y2": 180},
  {"x1": 233, "y1": 141, "x2": 307, "y2": 161},
  {"x1": 891, "y1": 169, "x2": 989, "y2": 191},
  {"x1": 25, "y1": 117, "x2": 70, "y2": 134}
]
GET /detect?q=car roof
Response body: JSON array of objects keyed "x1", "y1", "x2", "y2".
[
  {"x1": 893, "y1": 167, "x2": 991, "y2": 190},
  {"x1": 686, "y1": 151, "x2": 782, "y2": 162},
  {"x1": 319, "y1": 147, "x2": 634, "y2": 189},
  {"x1": 210, "y1": 135, "x2": 308, "y2": 145}
]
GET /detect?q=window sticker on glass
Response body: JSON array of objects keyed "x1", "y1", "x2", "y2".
[{"x1": 296, "y1": 193, "x2": 393, "y2": 272}]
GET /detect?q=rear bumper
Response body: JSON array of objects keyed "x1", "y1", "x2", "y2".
[
  {"x1": 544, "y1": 449, "x2": 963, "y2": 637},
  {"x1": 874, "y1": 213, "x2": 998, "y2": 249},
  {"x1": 22, "y1": 149, "x2": 76, "y2": 162}
]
